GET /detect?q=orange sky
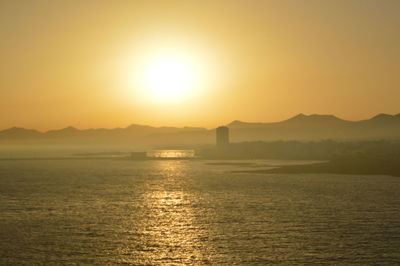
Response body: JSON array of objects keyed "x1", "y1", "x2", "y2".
[{"x1": 1, "y1": 0, "x2": 399, "y2": 131}]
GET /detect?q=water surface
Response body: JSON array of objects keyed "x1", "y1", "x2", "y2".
[{"x1": 0, "y1": 159, "x2": 399, "y2": 265}]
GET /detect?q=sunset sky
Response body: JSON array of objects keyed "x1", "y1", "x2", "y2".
[{"x1": 1, "y1": 0, "x2": 399, "y2": 131}]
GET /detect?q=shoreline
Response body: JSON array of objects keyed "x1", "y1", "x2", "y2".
[{"x1": 233, "y1": 159, "x2": 400, "y2": 177}]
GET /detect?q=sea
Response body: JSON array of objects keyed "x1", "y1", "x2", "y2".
[{"x1": 0, "y1": 158, "x2": 399, "y2": 265}]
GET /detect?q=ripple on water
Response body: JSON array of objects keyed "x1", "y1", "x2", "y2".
[{"x1": 0, "y1": 159, "x2": 399, "y2": 264}]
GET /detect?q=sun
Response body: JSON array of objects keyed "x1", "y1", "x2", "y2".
[
  {"x1": 117, "y1": 43, "x2": 216, "y2": 106},
  {"x1": 143, "y1": 55, "x2": 196, "y2": 101},
  {"x1": 137, "y1": 53, "x2": 202, "y2": 103}
]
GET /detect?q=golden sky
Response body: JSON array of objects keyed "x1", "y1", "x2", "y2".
[{"x1": 1, "y1": 0, "x2": 399, "y2": 130}]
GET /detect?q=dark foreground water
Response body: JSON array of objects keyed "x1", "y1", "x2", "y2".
[{"x1": 0, "y1": 159, "x2": 399, "y2": 265}]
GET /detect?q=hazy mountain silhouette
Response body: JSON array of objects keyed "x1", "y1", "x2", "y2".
[
  {"x1": 1, "y1": 113, "x2": 400, "y2": 147},
  {"x1": 226, "y1": 113, "x2": 400, "y2": 142},
  {"x1": 229, "y1": 114, "x2": 348, "y2": 128},
  {"x1": 364, "y1": 113, "x2": 400, "y2": 125},
  {"x1": 0, "y1": 127, "x2": 42, "y2": 138}
]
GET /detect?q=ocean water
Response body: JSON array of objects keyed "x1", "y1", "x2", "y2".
[{"x1": 0, "y1": 159, "x2": 399, "y2": 265}]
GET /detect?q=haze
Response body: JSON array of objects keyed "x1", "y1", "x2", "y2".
[{"x1": 1, "y1": 0, "x2": 400, "y2": 131}]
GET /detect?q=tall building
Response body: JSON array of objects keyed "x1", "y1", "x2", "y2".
[{"x1": 216, "y1": 126, "x2": 229, "y2": 146}]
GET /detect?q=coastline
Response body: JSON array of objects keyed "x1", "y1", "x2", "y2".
[{"x1": 234, "y1": 158, "x2": 400, "y2": 177}]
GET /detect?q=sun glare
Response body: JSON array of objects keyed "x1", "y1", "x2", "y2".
[
  {"x1": 143, "y1": 55, "x2": 196, "y2": 101},
  {"x1": 130, "y1": 51, "x2": 205, "y2": 104},
  {"x1": 117, "y1": 43, "x2": 217, "y2": 106}
]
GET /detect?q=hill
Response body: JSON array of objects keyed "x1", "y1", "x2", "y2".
[
  {"x1": 226, "y1": 113, "x2": 400, "y2": 142},
  {"x1": 1, "y1": 113, "x2": 400, "y2": 148}
]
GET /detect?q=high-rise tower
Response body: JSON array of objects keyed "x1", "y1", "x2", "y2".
[{"x1": 216, "y1": 126, "x2": 229, "y2": 146}]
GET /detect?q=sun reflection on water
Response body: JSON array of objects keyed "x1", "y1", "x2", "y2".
[{"x1": 133, "y1": 160, "x2": 209, "y2": 264}]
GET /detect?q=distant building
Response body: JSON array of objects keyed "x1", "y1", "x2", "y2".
[{"x1": 216, "y1": 126, "x2": 229, "y2": 146}]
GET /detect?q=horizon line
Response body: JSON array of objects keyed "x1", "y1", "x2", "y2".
[{"x1": 1, "y1": 112, "x2": 400, "y2": 133}]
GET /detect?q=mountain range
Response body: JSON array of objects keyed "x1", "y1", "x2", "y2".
[{"x1": 1, "y1": 113, "x2": 400, "y2": 147}]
